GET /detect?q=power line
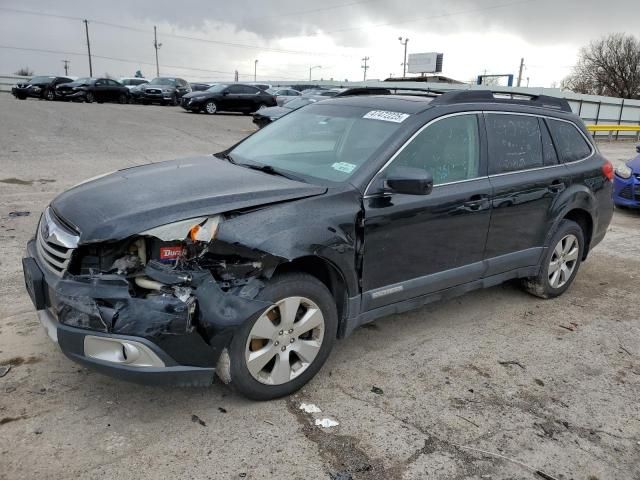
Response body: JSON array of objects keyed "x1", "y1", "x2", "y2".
[
  {"x1": 0, "y1": 45, "x2": 304, "y2": 80},
  {"x1": 0, "y1": 6, "x2": 357, "y2": 58}
]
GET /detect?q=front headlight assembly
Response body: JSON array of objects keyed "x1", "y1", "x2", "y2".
[
  {"x1": 615, "y1": 164, "x2": 632, "y2": 179},
  {"x1": 141, "y1": 216, "x2": 221, "y2": 242}
]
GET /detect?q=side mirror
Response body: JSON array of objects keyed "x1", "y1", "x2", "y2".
[{"x1": 385, "y1": 167, "x2": 433, "y2": 195}]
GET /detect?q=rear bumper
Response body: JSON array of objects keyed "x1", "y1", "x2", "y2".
[{"x1": 37, "y1": 309, "x2": 216, "y2": 386}]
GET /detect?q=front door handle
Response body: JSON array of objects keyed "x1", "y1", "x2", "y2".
[{"x1": 462, "y1": 195, "x2": 490, "y2": 211}]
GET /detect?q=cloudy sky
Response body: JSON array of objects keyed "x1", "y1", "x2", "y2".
[{"x1": 0, "y1": 0, "x2": 637, "y2": 87}]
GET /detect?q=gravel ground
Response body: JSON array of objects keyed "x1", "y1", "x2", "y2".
[{"x1": 0, "y1": 94, "x2": 639, "y2": 480}]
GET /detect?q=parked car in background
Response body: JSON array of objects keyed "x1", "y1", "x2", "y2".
[
  {"x1": 247, "y1": 83, "x2": 271, "y2": 91},
  {"x1": 180, "y1": 83, "x2": 276, "y2": 114},
  {"x1": 267, "y1": 87, "x2": 301, "y2": 106},
  {"x1": 140, "y1": 77, "x2": 191, "y2": 105},
  {"x1": 12, "y1": 75, "x2": 73, "y2": 101},
  {"x1": 22, "y1": 90, "x2": 613, "y2": 400},
  {"x1": 119, "y1": 77, "x2": 149, "y2": 90},
  {"x1": 302, "y1": 88, "x2": 339, "y2": 97},
  {"x1": 252, "y1": 96, "x2": 320, "y2": 128},
  {"x1": 56, "y1": 77, "x2": 129, "y2": 103},
  {"x1": 190, "y1": 82, "x2": 215, "y2": 92},
  {"x1": 613, "y1": 144, "x2": 640, "y2": 208}
]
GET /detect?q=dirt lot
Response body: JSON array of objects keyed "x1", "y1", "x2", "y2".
[{"x1": 0, "y1": 94, "x2": 639, "y2": 480}]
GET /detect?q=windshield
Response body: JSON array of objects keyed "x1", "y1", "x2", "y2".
[
  {"x1": 149, "y1": 78, "x2": 176, "y2": 86},
  {"x1": 74, "y1": 77, "x2": 94, "y2": 84},
  {"x1": 29, "y1": 76, "x2": 55, "y2": 84},
  {"x1": 207, "y1": 84, "x2": 228, "y2": 93},
  {"x1": 230, "y1": 104, "x2": 407, "y2": 183},
  {"x1": 284, "y1": 98, "x2": 315, "y2": 110}
]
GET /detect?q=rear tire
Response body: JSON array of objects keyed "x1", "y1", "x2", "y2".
[
  {"x1": 522, "y1": 219, "x2": 584, "y2": 299},
  {"x1": 228, "y1": 273, "x2": 338, "y2": 400}
]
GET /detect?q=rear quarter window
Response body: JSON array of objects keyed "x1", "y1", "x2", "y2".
[{"x1": 546, "y1": 119, "x2": 592, "y2": 163}]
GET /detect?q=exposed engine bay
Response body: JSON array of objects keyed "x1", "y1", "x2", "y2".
[{"x1": 57, "y1": 215, "x2": 281, "y2": 344}]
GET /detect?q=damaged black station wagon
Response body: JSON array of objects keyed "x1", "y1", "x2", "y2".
[{"x1": 23, "y1": 90, "x2": 613, "y2": 400}]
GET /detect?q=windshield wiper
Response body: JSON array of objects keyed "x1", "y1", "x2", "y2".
[
  {"x1": 215, "y1": 152, "x2": 237, "y2": 164},
  {"x1": 238, "y1": 163, "x2": 294, "y2": 180}
]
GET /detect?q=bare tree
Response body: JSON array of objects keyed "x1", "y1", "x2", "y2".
[
  {"x1": 562, "y1": 33, "x2": 640, "y2": 98},
  {"x1": 14, "y1": 67, "x2": 33, "y2": 76}
]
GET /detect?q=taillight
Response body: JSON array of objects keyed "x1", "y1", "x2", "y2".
[{"x1": 602, "y1": 160, "x2": 614, "y2": 181}]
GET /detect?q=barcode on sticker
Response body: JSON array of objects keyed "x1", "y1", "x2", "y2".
[{"x1": 363, "y1": 110, "x2": 410, "y2": 123}]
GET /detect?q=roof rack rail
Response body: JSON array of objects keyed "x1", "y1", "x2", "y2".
[{"x1": 430, "y1": 90, "x2": 572, "y2": 112}]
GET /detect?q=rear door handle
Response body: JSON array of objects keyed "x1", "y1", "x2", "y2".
[{"x1": 549, "y1": 181, "x2": 566, "y2": 193}]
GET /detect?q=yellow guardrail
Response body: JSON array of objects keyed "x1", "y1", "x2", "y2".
[{"x1": 586, "y1": 124, "x2": 640, "y2": 132}]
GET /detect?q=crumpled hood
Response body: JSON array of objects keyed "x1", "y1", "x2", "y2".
[
  {"x1": 51, "y1": 156, "x2": 326, "y2": 243},
  {"x1": 182, "y1": 91, "x2": 210, "y2": 100},
  {"x1": 58, "y1": 81, "x2": 90, "y2": 89}
]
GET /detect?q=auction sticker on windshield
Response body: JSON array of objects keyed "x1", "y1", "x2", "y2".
[
  {"x1": 363, "y1": 110, "x2": 410, "y2": 123},
  {"x1": 332, "y1": 162, "x2": 357, "y2": 173}
]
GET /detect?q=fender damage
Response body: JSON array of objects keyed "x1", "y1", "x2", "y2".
[{"x1": 45, "y1": 188, "x2": 361, "y2": 372}]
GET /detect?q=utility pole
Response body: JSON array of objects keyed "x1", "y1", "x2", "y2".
[
  {"x1": 153, "y1": 26, "x2": 162, "y2": 77},
  {"x1": 309, "y1": 65, "x2": 321, "y2": 81},
  {"x1": 517, "y1": 57, "x2": 525, "y2": 87},
  {"x1": 254, "y1": 59, "x2": 258, "y2": 82},
  {"x1": 83, "y1": 20, "x2": 93, "y2": 76},
  {"x1": 361, "y1": 56, "x2": 370, "y2": 82},
  {"x1": 398, "y1": 37, "x2": 409, "y2": 78},
  {"x1": 234, "y1": 70, "x2": 239, "y2": 82},
  {"x1": 62, "y1": 59, "x2": 70, "y2": 76}
]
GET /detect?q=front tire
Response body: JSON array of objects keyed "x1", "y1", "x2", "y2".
[
  {"x1": 118, "y1": 93, "x2": 128, "y2": 104},
  {"x1": 228, "y1": 273, "x2": 338, "y2": 400},
  {"x1": 522, "y1": 219, "x2": 584, "y2": 299},
  {"x1": 204, "y1": 101, "x2": 217, "y2": 114},
  {"x1": 85, "y1": 92, "x2": 94, "y2": 103}
]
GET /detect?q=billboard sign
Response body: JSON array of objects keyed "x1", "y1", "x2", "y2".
[{"x1": 407, "y1": 52, "x2": 443, "y2": 74}]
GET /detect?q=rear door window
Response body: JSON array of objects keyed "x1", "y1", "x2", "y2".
[
  {"x1": 546, "y1": 119, "x2": 592, "y2": 163},
  {"x1": 486, "y1": 114, "x2": 543, "y2": 174}
]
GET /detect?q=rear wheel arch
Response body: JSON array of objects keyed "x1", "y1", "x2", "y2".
[
  {"x1": 272, "y1": 256, "x2": 350, "y2": 336},
  {"x1": 563, "y1": 208, "x2": 593, "y2": 259}
]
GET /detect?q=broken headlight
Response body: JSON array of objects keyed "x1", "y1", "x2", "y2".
[{"x1": 141, "y1": 216, "x2": 221, "y2": 243}]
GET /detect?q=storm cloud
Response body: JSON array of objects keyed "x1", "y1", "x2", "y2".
[{"x1": 0, "y1": 0, "x2": 637, "y2": 85}]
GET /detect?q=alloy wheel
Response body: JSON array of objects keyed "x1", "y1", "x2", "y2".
[
  {"x1": 548, "y1": 234, "x2": 579, "y2": 288},
  {"x1": 205, "y1": 101, "x2": 217, "y2": 114},
  {"x1": 85, "y1": 92, "x2": 94, "y2": 103},
  {"x1": 244, "y1": 296, "x2": 325, "y2": 385}
]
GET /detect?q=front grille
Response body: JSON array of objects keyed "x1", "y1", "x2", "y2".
[
  {"x1": 146, "y1": 89, "x2": 161, "y2": 94},
  {"x1": 619, "y1": 185, "x2": 633, "y2": 200},
  {"x1": 36, "y1": 208, "x2": 79, "y2": 276}
]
